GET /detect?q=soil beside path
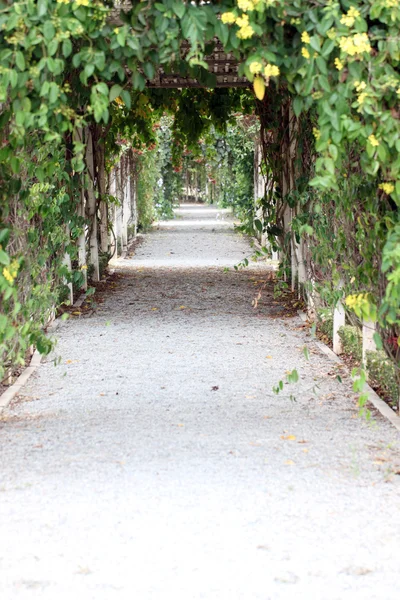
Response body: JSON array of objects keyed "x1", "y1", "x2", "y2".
[{"x1": 0, "y1": 204, "x2": 399, "y2": 599}]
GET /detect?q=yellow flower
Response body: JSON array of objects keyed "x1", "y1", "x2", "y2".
[
  {"x1": 354, "y1": 80, "x2": 367, "y2": 92},
  {"x1": 339, "y1": 33, "x2": 371, "y2": 56},
  {"x1": 264, "y1": 64, "x2": 280, "y2": 77},
  {"x1": 396, "y1": 87, "x2": 400, "y2": 97},
  {"x1": 379, "y1": 182, "x2": 395, "y2": 194},
  {"x1": 237, "y1": 0, "x2": 256, "y2": 11},
  {"x1": 114, "y1": 28, "x2": 119, "y2": 34},
  {"x1": 237, "y1": 25, "x2": 254, "y2": 39},
  {"x1": 3, "y1": 267, "x2": 14, "y2": 284},
  {"x1": 340, "y1": 7, "x2": 360, "y2": 27},
  {"x1": 334, "y1": 57, "x2": 344, "y2": 71},
  {"x1": 327, "y1": 28, "x2": 337, "y2": 40},
  {"x1": 221, "y1": 12, "x2": 236, "y2": 24},
  {"x1": 57, "y1": 0, "x2": 70, "y2": 4},
  {"x1": 312, "y1": 127, "x2": 321, "y2": 140},
  {"x1": 301, "y1": 47, "x2": 310, "y2": 59},
  {"x1": 357, "y1": 92, "x2": 367, "y2": 104},
  {"x1": 301, "y1": 31, "x2": 310, "y2": 44},
  {"x1": 236, "y1": 14, "x2": 249, "y2": 28},
  {"x1": 368, "y1": 134, "x2": 379, "y2": 147},
  {"x1": 249, "y1": 61, "x2": 262, "y2": 74},
  {"x1": 75, "y1": 0, "x2": 90, "y2": 6}
]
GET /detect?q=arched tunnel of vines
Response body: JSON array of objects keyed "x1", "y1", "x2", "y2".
[{"x1": 0, "y1": 1, "x2": 400, "y2": 597}]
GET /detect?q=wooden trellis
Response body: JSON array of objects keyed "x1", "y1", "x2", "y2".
[{"x1": 109, "y1": 2, "x2": 249, "y2": 89}]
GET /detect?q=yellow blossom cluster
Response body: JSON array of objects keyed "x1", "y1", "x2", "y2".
[
  {"x1": 340, "y1": 7, "x2": 360, "y2": 27},
  {"x1": 249, "y1": 61, "x2": 262, "y2": 74},
  {"x1": 368, "y1": 134, "x2": 379, "y2": 147},
  {"x1": 301, "y1": 31, "x2": 310, "y2": 44},
  {"x1": 57, "y1": 0, "x2": 70, "y2": 4},
  {"x1": 301, "y1": 47, "x2": 310, "y2": 59},
  {"x1": 236, "y1": 14, "x2": 254, "y2": 39},
  {"x1": 354, "y1": 81, "x2": 368, "y2": 105},
  {"x1": 221, "y1": 6, "x2": 255, "y2": 39},
  {"x1": 2, "y1": 260, "x2": 19, "y2": 285},
  {"x1": 237, "y1": 0, "x2": 260, "y2": 11},
  {"x1": 334, "y1": 57, "x2": 344, "y2": 70},
  {"x1": 221, "y1": 12, "x2": 236, "y2": 24},
  {"x1": 345, "y1": 293, "x2": 369, "y2": 310},
  {"x1": 312, "y1": 127, "x2": 321, "y2": 140},
  {"x1": 264, "y1": 63, "x2": 280, "y2": 77},
  {"x1": 379, "y1": 182, "x2": 395, "y2": 194},
  {"x1": 339, "y1": 33, "x2": 371, "y2": 56}
]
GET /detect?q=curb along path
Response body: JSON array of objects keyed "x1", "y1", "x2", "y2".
[{"x1": 0, "y1": 204, "x2": 399, "y2": 599}]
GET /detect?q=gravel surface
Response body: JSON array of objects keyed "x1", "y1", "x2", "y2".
[{"x1": 0, "y1": 203, "x2": 399, "y2": 599}]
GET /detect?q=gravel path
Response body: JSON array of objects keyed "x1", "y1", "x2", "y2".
[{"x1": 1, "y1": 203, "x2": 399, "y2": 599}]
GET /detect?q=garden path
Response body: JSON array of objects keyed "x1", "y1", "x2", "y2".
[{"x1": 0, "y1": 203, "x2": 400, "y2": 599}]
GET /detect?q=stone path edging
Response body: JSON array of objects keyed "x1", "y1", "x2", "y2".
[{"x1": 298, "y1": 310, "x2": 400, "y2": 432}]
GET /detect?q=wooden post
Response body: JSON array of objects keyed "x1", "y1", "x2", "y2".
[{"x1": 85, "y1": 128, "x2": 100, "y2": 281}]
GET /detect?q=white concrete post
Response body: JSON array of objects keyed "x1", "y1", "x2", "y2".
[
  {"x1": 333, "y1": 280, "x2": 345, "y2": 354},
  {"x1": 77, "y1": 187, "x2": 87, "y2": 291},
  {"x1": 63, "y1": 225, "x2": 74, "y2": 305},
  {"x1": 362, "y1": 320, "x2": 377, "y2": 365},
  {"x1": 333, "y1": 301, "x2": 346, "y2": 355}
]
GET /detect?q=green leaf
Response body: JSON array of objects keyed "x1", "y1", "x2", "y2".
[
  {"x1": 120, "y1": 90, "x2": 131, "y2": 109},
  {"x1": 37, "y1": 0, "x2": 48, "y2": 18},
  {"x1": 109, "y1": 84, "x2": 123, "y2": 102},
  {"x1": 62, "y1": 39, "x2": 72, "y2": 58},
  {"x1": 293, "y1": 96, "x2": 303, "y2": 117},
  {"x1": 43, "y1": 21, "x2": 55, "y2": 41},
  {"x1": 15, "y1": 51, "x2": 25, "y2": 71},
  {"x1": 0, "y1": 250, "x2": 10, "y2": 266},
  {"x1": 254, "y1": 218, "x2": 263, "y2": 232},
  {"x1": 173, "y1": 2, "x2": 186, "y2": 19}
]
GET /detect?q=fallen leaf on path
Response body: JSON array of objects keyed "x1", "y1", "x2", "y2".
[
  {"x1": 266, "y1": 355, "x2": 273, "y2": 359},
  {"x1": 285, "y1": 460, "x2": 295, "y2": 465},
  {"x1": 263, "y1": 415, "x2": 272, "y2": 419},
  {"x1": 151, "y1": 307, "x2": 159, "y2": 311},
  {"x1": 281, "y1": 435, "x2": 296, "y2": 441},
  {"x1": 211, "y1": 386, "x2": 219, "y2": 391},
  {"x1": 302, "y1": 448, "x2": 309, "y2": 453}
]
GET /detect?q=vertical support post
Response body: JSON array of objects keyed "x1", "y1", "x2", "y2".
[
  {"x1": 63, "y1": 225, "x2": 74, "y2": 305},
  {"x1": 85, "y1": 128, "x2": 100, "y2": 281},
  {"x1": 333, "y1": 302, "x2": 346, "y2": 355},
  {"x1": 78, "y1": 186, "x2": 87, "y2": 291},
  {"x1": 362, "y1": 320, "x2": 377, "y2": 366}
]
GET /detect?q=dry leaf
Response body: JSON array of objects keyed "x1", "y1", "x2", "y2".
[
  {"x1": 266, "y1": 355, "x2": 273, "y2": 359},
  {"x1": 281, "y1": 435, "x2": 296, "y2": 441},
  {"x1": 151, "y1": 307, "x2": 159, "y2": 311},
  {"x1": 302, "y1": 448, "x2": 309, "y2": 453},
  {"x1": 285, "y1": 460, "x2": 295, "y2": 465}
]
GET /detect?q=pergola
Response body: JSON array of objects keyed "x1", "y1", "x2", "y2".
[{"x1": 109, "y1": 2, "x2": 249, "y2": 89}]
